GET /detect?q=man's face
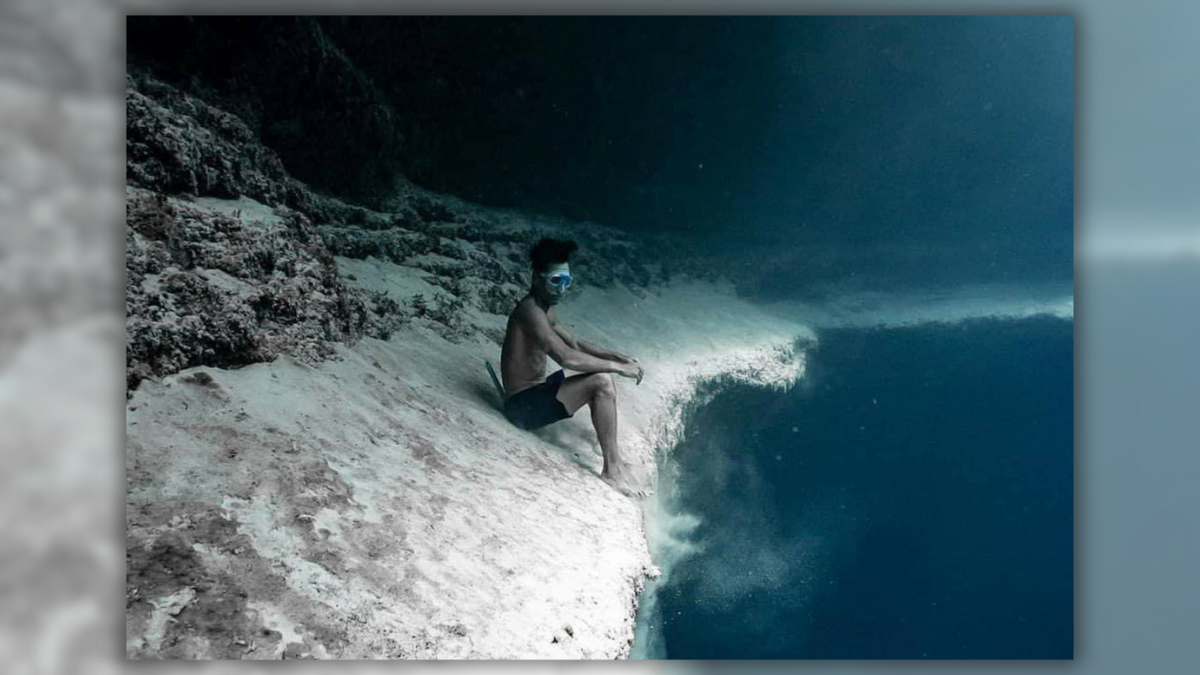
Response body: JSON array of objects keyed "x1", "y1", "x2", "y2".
[{"x1": 538, "y1": 263, "x2": 572, "y2": 305}]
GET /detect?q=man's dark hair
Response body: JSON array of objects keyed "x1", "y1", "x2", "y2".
[{"x1": 529, "y1": 237, "x2": 578, "y2": 273}]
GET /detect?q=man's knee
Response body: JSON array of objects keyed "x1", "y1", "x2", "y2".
[{"x1": 592, "y1": 372, "x2": 617, "y2": 398}]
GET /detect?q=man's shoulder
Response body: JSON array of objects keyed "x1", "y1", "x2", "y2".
[{"x1": 510, "y1": 295, "x2": 543, "y2": 323}]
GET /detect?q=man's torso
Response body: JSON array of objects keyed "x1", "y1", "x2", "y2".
[{"x1": 500, "y1": 296, "x2": 557, "y2": 399}]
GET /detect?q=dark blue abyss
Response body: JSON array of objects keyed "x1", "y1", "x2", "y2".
[{"x1": 652, "y1": 317, "x2": 1073, "y2": 659}]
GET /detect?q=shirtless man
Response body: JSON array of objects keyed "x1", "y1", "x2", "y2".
[{"x1": 500, "y1": 237, "x2": 648, "y2": 497}]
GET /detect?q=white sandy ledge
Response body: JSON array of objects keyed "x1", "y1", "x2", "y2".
[{"x1": 126, "y1": 267, "x2": 811, "y2": 659}]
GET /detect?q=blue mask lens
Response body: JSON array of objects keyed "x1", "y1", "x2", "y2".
[{"x1": 549, "y1": 273, "x2": 573, "y2": 290}]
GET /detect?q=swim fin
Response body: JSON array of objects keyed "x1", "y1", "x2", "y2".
[{"x1": 484, "y1": 359, "x2": 506, "y2": 403}]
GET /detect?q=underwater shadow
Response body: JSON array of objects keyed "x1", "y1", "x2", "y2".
[
  {"x1": 464, "y1": 377, "x2": 505, "y2": 413},
  {"x1": 533, "y1": 419, "x2": 603, "y2": 473}
]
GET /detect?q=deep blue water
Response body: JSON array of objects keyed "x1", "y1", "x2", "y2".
[{"x1": 650, "y1": 317, "x2": 1073, "y2": 659}]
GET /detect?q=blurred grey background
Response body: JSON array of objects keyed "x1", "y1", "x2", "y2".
[{"x1": 1, "y1": 0, "x2": 1196, "y2": 673}]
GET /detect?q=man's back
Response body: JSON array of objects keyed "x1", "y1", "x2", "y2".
[{"x1": 500, "y1": 296, "x2": 550, "y2": 399}]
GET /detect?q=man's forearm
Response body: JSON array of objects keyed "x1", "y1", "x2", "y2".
[
  {"x1": 562, "y1": 349, "x2": 625, "y2": 374},
  {"x1": 577, "y1": 339, "x2": 622, "y2": 361}
]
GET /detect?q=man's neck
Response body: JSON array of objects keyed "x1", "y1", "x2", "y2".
[{"x1": 529, "y1": 290, "x2": 553, "y2": 312}]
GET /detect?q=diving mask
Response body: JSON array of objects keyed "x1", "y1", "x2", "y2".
[{"x1": 544, "y1": 263, "x2": 573, "y2": 294}]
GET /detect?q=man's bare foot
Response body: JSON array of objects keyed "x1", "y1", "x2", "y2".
[{"x1": 600, "y1": 462, "x2": 652, "y2": 498}]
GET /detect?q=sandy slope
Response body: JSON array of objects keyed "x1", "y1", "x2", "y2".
[{"x1": 125, "y1": 248, "x2": 810, "y2": 658}]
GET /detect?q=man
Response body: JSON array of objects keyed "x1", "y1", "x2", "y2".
[{"x1": 500, "y1": 237, "x2": 648, "y2": 497}]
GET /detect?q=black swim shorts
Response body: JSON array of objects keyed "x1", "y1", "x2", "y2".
[{"x1": 503, "y1": 369, "x2": 575, "y2": 431}]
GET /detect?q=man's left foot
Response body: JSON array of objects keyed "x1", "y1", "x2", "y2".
[{"x1": 600, "y1": 463, "x2": 651, "y2": 498}]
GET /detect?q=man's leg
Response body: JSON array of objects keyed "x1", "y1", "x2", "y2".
[
  {"x1": 556, "y1": 372, "x2": 619, "y2": 466},
  {"x1": 556, "y1": 373, "x2": 645, "y2": 496}
]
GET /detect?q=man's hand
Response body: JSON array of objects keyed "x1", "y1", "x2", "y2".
[{"x1": 617, "y1": 362, "x2": 645, "y2": 385}]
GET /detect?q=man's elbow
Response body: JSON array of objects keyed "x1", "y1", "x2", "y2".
[{"x1": 556, "y1": 349, "x2": 585, "y2": 371}]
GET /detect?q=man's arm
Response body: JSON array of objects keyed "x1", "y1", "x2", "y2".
[
  {"x1": 527, "y1": 305, "x2": 633, "y2": 376},
  {"x1": 577, "y1": 337, "x2": 637, "y2": 363},
  {"x1": 551, "y1": 323, "x2": 581, "y2": 351},
  {"x1": 554, "y1": 323, "x2": 636, "y2": 363}
]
